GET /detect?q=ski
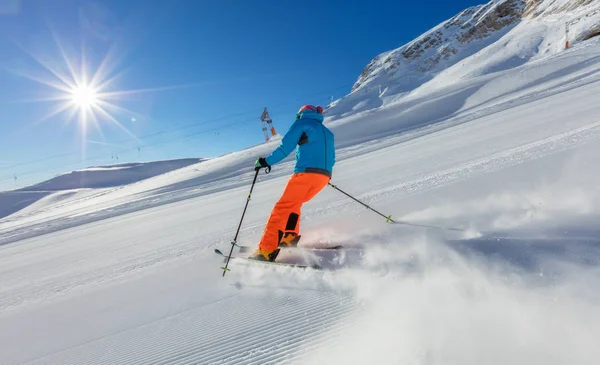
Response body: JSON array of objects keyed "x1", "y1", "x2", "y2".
[
  {"x1": 214, "y1": 248, "x2": 323, "y2": 270},
  {"x1": 234, "y1": 244, "x2": 344, "y2": 253}
]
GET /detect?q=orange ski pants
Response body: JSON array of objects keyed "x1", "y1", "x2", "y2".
[{"x1": 259, "y1": 172, "x2": 330, "y2": 251}]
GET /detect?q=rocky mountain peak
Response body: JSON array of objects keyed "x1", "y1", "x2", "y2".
[
  {"x1": 352, "y1": 0, "x2": 527, "y2": 92},
  {"x1": 350, "y1": 0, "x2": 598, "y2": 93}
]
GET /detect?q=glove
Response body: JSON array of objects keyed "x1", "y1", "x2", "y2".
[{"x1": 254, "y1": 157, "x2": 271, "y2": 173}]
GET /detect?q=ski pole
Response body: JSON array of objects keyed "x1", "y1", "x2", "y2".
[
  {"x1": 328, "y1": 182, "x2": 395, "y2": 223},
  {"x1": 391, "y1": 220, "x2": 465, "y2": 232},
  {"x1": 328, "y1": 182, "x2": 465, "y2": 232},
  {"x1": 222, "y1": 169, "x2": 261, "y2": 276}
]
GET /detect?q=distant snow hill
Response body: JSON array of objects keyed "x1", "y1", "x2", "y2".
[
  {"x1": 21, "y1": 158, "x2": 205, "y2": 191},
  {"x1": 0, "y1": 158, "x2": 205, "y2": 219}
]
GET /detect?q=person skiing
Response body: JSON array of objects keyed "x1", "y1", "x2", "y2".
[{"x1": 251, "y1": 104, "x2": 335, "y2": 261}]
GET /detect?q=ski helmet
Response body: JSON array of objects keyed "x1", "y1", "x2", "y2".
[{"x1": 296, "y1": 105, "x2": 324, "y2": 119}]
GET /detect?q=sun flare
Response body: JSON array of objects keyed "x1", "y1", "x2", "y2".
[
  {"x1": 70, "y1": 84, "x2": 99, "y2": 109},
  {"x1": 7, "y1": 30, "x2": 150, "y2": 151},
  {"x1": 13, "y1": 25, "x2": 199, "y2": 152}
]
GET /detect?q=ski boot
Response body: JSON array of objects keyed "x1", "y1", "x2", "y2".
[
  {"x1": 249, "y1": 248, "x2": 280, "y2": 262},
  {"x1": 278, "y1": 231, "x2": 301, "y2": 248}
]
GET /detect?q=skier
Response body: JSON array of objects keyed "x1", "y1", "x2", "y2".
[{"x1": 251, "y1": 105, "x2": 335, "y2": 261}]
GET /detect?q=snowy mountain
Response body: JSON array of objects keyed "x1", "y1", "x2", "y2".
[
  {"x1": 1, "y1": 1, "x2": 600, "y2": 364},
  {"x1": 326, "y1": 0, "x2": 600, "y2": 119}
]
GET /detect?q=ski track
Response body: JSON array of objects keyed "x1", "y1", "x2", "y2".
[{"x1": 21, "y1": 290, "x2": 358, "y2": 365}]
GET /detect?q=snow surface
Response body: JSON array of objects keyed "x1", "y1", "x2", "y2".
[{"x1": 2, "y1": 15, "x2": 600, "y2": 365}]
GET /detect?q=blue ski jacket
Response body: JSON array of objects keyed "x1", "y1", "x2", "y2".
[{"x1": 265, "y1": 110, "x2": 335, "y2": 177}]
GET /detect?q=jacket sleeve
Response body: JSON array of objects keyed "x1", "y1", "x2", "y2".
[{"x1": 265, "y1": 120, "x2": 305, "y2": 166}]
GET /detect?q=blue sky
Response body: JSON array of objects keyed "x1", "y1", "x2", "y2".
[{"x1": 0, "y1": 0, "x2": 478, "y2": 190}]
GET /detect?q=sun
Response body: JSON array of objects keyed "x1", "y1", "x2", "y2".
[{"x1": 70, "y1": 84, "x2": 99, "y2": 109}]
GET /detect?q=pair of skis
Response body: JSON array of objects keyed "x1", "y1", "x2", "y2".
[{"x1": 214, "y1": 244, "x2": 343, "y2": 271}]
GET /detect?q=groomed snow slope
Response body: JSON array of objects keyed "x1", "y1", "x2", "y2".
[{"x1": 1, "y1": 37, "x2": 600, "y2": 365}]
